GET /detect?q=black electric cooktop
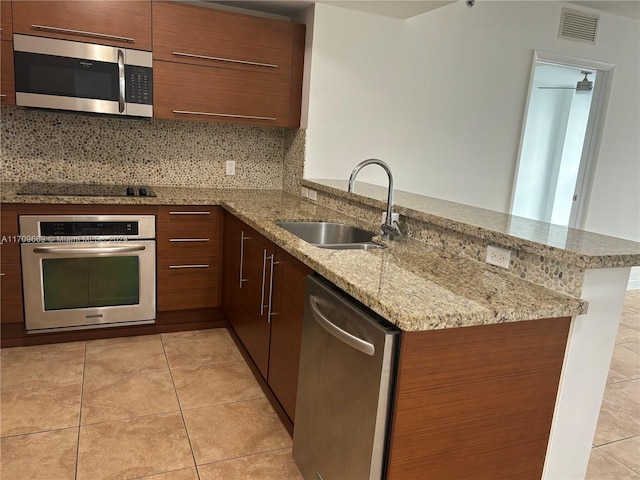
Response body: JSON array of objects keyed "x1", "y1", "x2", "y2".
[{"x1": 17, "y1": 183, "x2": 157, "y2": 198}]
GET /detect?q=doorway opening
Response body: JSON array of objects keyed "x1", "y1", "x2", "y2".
[{"x1": 510, "y1": 51, "x2": 614, "y2": 229}]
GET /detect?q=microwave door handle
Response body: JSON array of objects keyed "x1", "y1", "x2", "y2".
[
  {"x1": 117, "y1": 49, "x2": 125, "y2": 113},
  {"x1": 33, "y1": 245, "x2": 145, "y2": 254}
]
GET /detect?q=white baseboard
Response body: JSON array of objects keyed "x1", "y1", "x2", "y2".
[{"x1": 628, "y1": 267, "x2": 640, "y2": 290}]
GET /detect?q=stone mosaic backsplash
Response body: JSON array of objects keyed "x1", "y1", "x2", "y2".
[
  {"x1": 312, "y1": 185, "x2": 586, "y2": 298},
  {"x1": 1, "y1": 106, "x2": 304, "y2": 189}
]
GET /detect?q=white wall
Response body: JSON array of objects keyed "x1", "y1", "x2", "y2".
[{"x1": 303, "y1": 1, "x2": 640, "y2": 257}]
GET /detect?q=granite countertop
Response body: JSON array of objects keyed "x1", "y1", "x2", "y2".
[
  {"x1": 1, "y1": 182, "x2": 587, "y2": 331},
  {"x1": 304, "y1": 179, "x2": 640, "y2": 269}
]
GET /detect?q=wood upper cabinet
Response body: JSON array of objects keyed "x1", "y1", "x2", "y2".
[
  {"x1": 1, "y1": 38, "x2": 14, "y2": 105},
  {"x1": 152, "y1": 1, "x2": 305, "y2": 127},
  {"x1": 223, "y1": 212, "x2": 310, "y2": 423},
  {"x1": 1, "y1": 0, "x2": 13, "y2": 41},
  {"x1": 156, "y1": 206, "x2": 222, "y2": 312},
  {"x1": 12, "y1": 1, "x2": 152, "y2": 50},
  {"x1": 1, "y1": 1, "x2": 14, "y2": 105}
]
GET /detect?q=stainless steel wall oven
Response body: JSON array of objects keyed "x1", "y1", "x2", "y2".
[{"x1": 20, "y1": 215, "x2": 156, "y2": 332}]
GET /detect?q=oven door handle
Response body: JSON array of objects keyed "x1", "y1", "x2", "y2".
[{"x1": 32, "y1": 245, "x2": 146, "y2": 255}]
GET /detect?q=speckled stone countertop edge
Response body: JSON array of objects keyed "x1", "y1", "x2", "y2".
[
  {"x1": 302, "y1": 179, "x2": 640, "y2": 270},
  {"x1": 1, "y1": 182, "x2": 588, "y2": 331}
]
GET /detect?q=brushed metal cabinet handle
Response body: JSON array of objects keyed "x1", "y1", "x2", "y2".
[
  {"x1": 168, "y1": 238, "x2": 210, "y2": 242},
  {"x1": 31, "y1": 24, "x2": 135, "y2": 43},
  {"x1": 260, "y1": 249, "x2": 268, "y2": 316},
  {"x1": 239, "y1": 231, "x2": 250, "y2": 288},
  {"x1": 0, "y1": 94, "x2": 7, "y2": 98},
  {"x1": 168, "y1": 211, "x2": 211, "y2": 215},
  {"x1": 168, "y1": 264, "x2": 209, "y2": 269},
  {"x1": 172, "y1": 110, "x2": 276, "y2": 122},
  {"x1": 171, "y1": 51, "x2": 278, "y2": 68}
]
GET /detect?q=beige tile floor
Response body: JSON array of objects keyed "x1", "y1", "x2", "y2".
[
  {"x1": 586, "y1": 289, "x2": 640, "y2": 479},
  {"x1": 0, "y1": 329, "x2": 303, "y2": 480},
  {"x1": 1, "y1": 291, "x2": 638, "y2": 479}
]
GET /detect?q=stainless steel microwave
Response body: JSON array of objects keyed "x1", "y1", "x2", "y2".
[{"x1": 13, "y1": 34, "x2": 153, "y2": 117}]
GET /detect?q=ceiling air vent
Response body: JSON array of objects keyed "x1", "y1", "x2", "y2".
[{"x1": 559, "y1": 8, "x2": 599, "y2": 44}]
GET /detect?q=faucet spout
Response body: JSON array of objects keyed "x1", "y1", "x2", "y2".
[{"x1": 348, "y1": 158, "x2": 400, "y2": 239}]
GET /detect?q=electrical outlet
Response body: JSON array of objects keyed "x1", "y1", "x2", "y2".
[
  {"x1": 301, "y1": 187, "x2": 309, "y2": 198},
  {"x1": 225, "y1": 160, "x2": 236, "y2": 176},
  {"x1": 486, "y1": 245, "x2": 511, "y2": 269},
  {"x1": 381, "y1": 212, "x2": 400, "y2": 224},
  {"x1": 308, "y1": 189, "x2": 317, "y2": 201}
]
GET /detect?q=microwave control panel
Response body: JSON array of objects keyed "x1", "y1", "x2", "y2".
[{"x1": 126, "y1": 66, "x2": 153, "y2": 105}]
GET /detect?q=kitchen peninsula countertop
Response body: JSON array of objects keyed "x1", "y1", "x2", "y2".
[
  {"x1": 304, "y1": 179, "x2": 640, "y2": 269},
  {"x1": 1, "y1": 182, "x2": 587, "y2": 331}
]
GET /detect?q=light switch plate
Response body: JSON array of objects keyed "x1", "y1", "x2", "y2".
[
  {"x1": 308, "y1": 189, "x2": 318, "y2": 201},
  {"x1": 225, "y1": 160, "x2": 236, "y2": 176}
]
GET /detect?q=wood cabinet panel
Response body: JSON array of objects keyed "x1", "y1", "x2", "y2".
[
  {"x1": 157, "y1": 206, "x2": 221, "y2": 311},
  {"x1": 12, "y1": 0, "x2": 152, "y2": 50},
  {"x1": 1, "y1": 263, "x2": 23, "y2": 324},
  {"x1": 157, "y1": 260, "x2": 219, "y2": 311},
  {"x1": 1, "y1": 204, "x2": 19, "y2": 264},
  {"x1": 268, "y1": 246, "x2": 311, "y2": 422},
  {"x1": 153, "y1": 60, "x2": 291, "y2": 127},
  {"x1": 386, "y1": 317, "x2": 571, "y2": 479},
  {"x1": 1, "y1": 0, "x2": 13, "y2": 41},
  {"x1": 152, "y1": 1, "x2": 293, "y2": 73},
  {"x1": 1, "y1": 39, "x2": 14, "y2": 105}
]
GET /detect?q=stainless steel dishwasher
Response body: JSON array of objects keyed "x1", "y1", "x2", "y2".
[{"x1": 293, "y1": 275, "x2": 400, "y2": 480}]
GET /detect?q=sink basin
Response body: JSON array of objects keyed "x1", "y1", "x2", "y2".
[{"x1": 276, "y1": 221, "x2": 383, "y2": 250}]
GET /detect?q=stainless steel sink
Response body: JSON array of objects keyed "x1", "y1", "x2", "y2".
[{"x1": 276, "y1": 221, "x2": 383, "y2": 250}]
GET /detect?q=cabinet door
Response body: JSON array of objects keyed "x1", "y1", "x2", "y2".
[
  {"x1": 153, "y1": 60, "x2": 291, "y2": 127},
  {"x1": 12, "y1": 1, "x2": 152, "y2": 50},
  {"x1": 153, "y1": 0, "x2": 294, "y2": 72},
  {"x1": 152, "y1": 0, "x2": 304, "y2": 128},
  {"x1": 1, "y1": 205, "x2": 23, "y2": 325},
  {"x1": 1, "y1": 40, "x2": 14, "y2": 105},
  {"x1": 223, "y1": 215, "x2": 273, "y2": 378},
  {"x1": 268, "y1": 246, "x2": 311, "y2": 422},
  {"x1": 1, "y1": 0, "x2": 13, "y2": 41}
]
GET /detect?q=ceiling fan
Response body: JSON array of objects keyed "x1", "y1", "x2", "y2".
[{"x1": 538, "y1": 71, "x2": 594, "y2": 93}]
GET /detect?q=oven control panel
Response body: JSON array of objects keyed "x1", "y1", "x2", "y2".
[{"x1": 40, "y1": 221, "x2": 139, "y2": 237}]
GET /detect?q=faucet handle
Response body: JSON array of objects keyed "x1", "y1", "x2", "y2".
[{"x1": 381, "y1": 221, "x2": 402, "y2": 239}]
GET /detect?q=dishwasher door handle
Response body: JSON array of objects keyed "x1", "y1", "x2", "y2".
[{"x1": 309, "y1": 295, "x2": 375, "y2": 356}]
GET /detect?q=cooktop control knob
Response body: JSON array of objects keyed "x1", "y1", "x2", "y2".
[
  {"x1": 126, "y1": 187, "x2": 135, "y2": 196},
  {"x1": 139, "y1": 188, "x2": 148, "y2": 197}
]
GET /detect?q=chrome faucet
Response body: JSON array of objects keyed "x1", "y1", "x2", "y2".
[{"x1": 348, "y1": 159, "x2": 401, "y2": 240}]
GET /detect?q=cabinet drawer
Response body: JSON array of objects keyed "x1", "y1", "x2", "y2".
[
  {"x1": 1, "y1": 263, "x2": 24, "y2": 324},
  {"x1": 157, "y1": 206, "x2": 220, "y2": 234},
  {"x1": 154, "y1": 60, "x2": 291, "y2": 126},
  {"x1": 157, "y1": 240, "x2": 217, "y2": 261},
  {"x1": 157, "y1": 260, "x2": 220, "y2": 311},
  {"x1": 12, "y1": 0, "x2": 152, "y2": 50},
  {"x1": 152, "y1": 1, "x2": 293, "y2": 73}
]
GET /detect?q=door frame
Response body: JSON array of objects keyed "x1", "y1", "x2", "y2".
[{"x1": 510, "y1": 50, "x2": 615, "y2": 229}]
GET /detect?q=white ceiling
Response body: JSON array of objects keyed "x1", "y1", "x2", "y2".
[{"x1": 211, "y1": 0, "x2": 640, "y2": 20}]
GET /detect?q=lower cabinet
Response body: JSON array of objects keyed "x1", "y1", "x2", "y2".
[
  {"x1": 156, "y1": 206, "x2": 222, "y2": 312},
  {"x1": 222, "y1": 211, "x2": 310, "y2": 427}
]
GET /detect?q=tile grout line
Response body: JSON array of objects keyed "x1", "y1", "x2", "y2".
[
  {"x1": 159, "y1": 333, "x2": 201, "y2": 480},
  {"x1": 74, "y1": 341, "x2": 88, "y2": 480},
  {"x1": 593, "y1": 445, "x2": 640, "y2": 476}
]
